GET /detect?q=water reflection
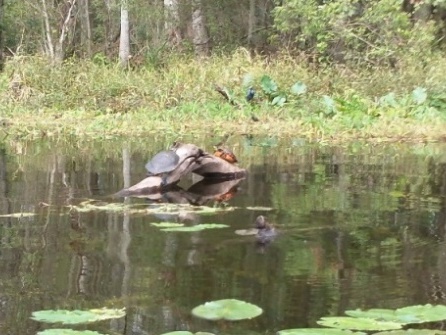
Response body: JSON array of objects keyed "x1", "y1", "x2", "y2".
[{"x1": 0, "y1": 140, "x2": 446, "y2": 334}]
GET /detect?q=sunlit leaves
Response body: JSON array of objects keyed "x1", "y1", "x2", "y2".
[
  {"x1": 191, "y1": 299, "x2": 262, "y2": 321},
  {"x1": 412, "y1": 87, "x2": 427, "y2": 105},
  {"x1": 31, "y1": 308, "x2": 125, "y2": 325},
  {"x1": 291, "y1": 82, "x2": 307, "y2": 95},
  {"x1": 260, "y1": 75, "x2": 278, "y2": 95},
  {"x1": 371, "y1": 330, "x2": 446, "y2": 335},
  {"x1": 160, "y1": 332, "x2": 215, "y2": 335}
]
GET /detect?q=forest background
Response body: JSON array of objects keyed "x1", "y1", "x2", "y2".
[{"x1": 0, "y1": 0, "x2": 446, "y2": 141}]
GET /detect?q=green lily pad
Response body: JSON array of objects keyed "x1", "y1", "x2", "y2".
[
  {"x1": 0, "y1": 212, "x2": 36, "y2": 218},
  {"x1": 161, "y1": 332, "x2": 215, "y2": 335},
  {"x1": 317, "y1": 317, "x2": 402, "y2": 331},
  {"x1": 191, "y1": 299, "x2": 263, "y2": 321},
  {"x1": 346, "y1": 304, "x2": 446, "y2": 324},
  {"x1": 31, "y1": 308, "x2": 125, "y2": 324},
  {"x1": 235, "y1": 228, "x2": 258, "y2": 236},
  {"x1": 37, "y1": 330, "x2": 104, "y2": 335},
  {"x1": 151, "y1": 222, "x2": 184, "y2": 228},
  {"x1": 278, "y1": 329, "x2": 366, "y2": 335},
  {"x1": 371, "y1": 330, "x2": 446, "y2": 335},
  {"x1": 246, "y1": 206, "x2": 274, "y2": 211},
  {"x1": 161, "y1": 224, "x2": 229, "y2": 232}
]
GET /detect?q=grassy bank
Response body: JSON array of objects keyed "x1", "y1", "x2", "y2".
[{"x1": 1, "y1": 50, "x2": 446, "y2": 142}]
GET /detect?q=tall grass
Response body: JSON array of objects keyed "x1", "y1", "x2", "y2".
[{"x1": 1, "y1": 50, "x2": 446, "y2": 141}]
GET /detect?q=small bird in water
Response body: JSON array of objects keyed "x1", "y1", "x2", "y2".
[
  {"x1": 246, "y1": 87, "x2": 255, "y2": 102},
  {"x1": 254, "y1": 215, "x2": 277, "y2": 245}
]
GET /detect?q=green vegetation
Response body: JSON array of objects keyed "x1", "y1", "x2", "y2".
[{"x1": 1, "y1": 52, "x2": 446, "y2": 142}]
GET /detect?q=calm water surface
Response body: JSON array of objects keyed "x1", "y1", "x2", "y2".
[{"x1": 1, "y1": 138, "x2": 446, "y2": 334}]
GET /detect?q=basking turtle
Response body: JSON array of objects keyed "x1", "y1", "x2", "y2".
[
  {"x1": 214, "y1": 147, "x2": 238, "y2": 164},
  {"x1": 145, "y1": 150, "x2": 180, "y2": 186}
]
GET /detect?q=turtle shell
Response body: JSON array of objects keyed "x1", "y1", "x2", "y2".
[
  {"x1": 145, "y1": 150, "x2": 180, "y2": 175},
  {"x1": 214, "y1": 148, "x2": 238, "y2": 164}
]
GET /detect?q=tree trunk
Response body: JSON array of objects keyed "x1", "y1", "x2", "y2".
[
  {"x1": 164, "y1": 0, "x2": 181, "y2": 46},
  {"x1": 0, "y1": 0, "x2": 4, "y2": 72},
  {"x1": 191, "y1": 1, "x2": 209, "y2": 57},
  {"x1": 54, "y1": 0, "x2": 77, "y2": 64},
  {"x1": 248, "y1": 0, "x2": 256, "y2": 46},
  {"x1": 119, "y1": 0, "x2": 130, "y2": 67},
  {"x1": 41, "y1": 0, "x2": 55, "y2": 60},
  {"x1": 80, "y1": 0, "x2": 92, "y2": 57}
]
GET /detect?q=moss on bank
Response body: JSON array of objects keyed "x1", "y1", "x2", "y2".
[{"x1": 1, "y1": 51, "x2": 446, "y2": 142}]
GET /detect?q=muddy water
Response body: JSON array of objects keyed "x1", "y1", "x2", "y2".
[{"x1": 0, "y1": 139, "x2": 446, "y2": 334}]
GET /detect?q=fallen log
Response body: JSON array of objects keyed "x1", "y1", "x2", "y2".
[{"x1": 116, "y1": 142, "x2": 247, "y2": 196}]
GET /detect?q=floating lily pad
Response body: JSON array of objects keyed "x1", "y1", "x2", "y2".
[
  {"x1": 151, "y1": 222, "x2": 184, "y2": 228},
  {"x1": 317, "y1": 317, "x2": 402, "y2": 331},
  {"x1": 0, "y1": 212, "x2": 36, "y2": 218},
  {"x1": 372, "y1": 330, "x2": 446, "y2": 335},
  {"x1": 278, "y1": 329, "x2": 366, "y2": 335},
  {"x1": 246, "y1": 206, "x2": 274, "y2": 211},
  {"x1": 37, "y1": 330, "x2": 104, "y2": 335},
  {"x1": 346, "y1": 304, "x2": 446, "y2": 324},
  {"x1": 235, "y1": 228, "x2": 259, "y2": 236},
  {"x1": 160, "y1": 332, "x2": 215, "y2": 335},
  {"x1": 161, "y1": 224, "x2": 229, "y2": 232},
  {"x1": 31, "y1": 308, "x2": 125, "y2": 324},
  {"x1": 191, "y1": 299, "x2": 262, "y2": 321}
]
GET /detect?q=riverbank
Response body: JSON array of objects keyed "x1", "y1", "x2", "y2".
[{"x1": 1, "y1": 52, "x2": 446, "y2": 143}]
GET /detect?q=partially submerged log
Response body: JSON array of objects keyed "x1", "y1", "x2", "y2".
[{"x1": 116, "y1": 142, "x2": 247, "y2": 197}]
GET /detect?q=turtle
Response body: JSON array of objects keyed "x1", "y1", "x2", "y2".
[
  {"x1": 145, "y1": 150, "x2": 180, "y2": 186},
  {"x1": 214, "y1": 147, "x2": 238, "y2": 164},
  {"x1": 254, "y1": 215, "x2": 277, "y2": 245}
]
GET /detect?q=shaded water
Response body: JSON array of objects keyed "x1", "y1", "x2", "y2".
[{"x1": 1, "y1": 138, "x2": 446, "y2": 334}]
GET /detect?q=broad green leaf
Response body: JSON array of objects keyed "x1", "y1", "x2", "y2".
[
  {"x1": 278, "y1": 329, "x2": 366, "y2": 335},
  {"x1": 272, "y1": 95, "x2": 287, "y2": 106},
  {"x1": 321, "y1": 95, "x2": 336, "y2": 115},
  {"x1": 161, "y1": 332, "x2": 215, "y2": 335},
  {"x1": 412, "y1": 87, "x2": 427, "y2": 105},
  {"x1": 372, "y1": 330, "x2": 446, "y2": 335},
  {"x1": 317, "y1": 317, "x2": 402, "y2": 331},
  {"x1": 31, "y1": 308, "x2": 125, "y2": 325},
  {"x1": 396, "y1": 304, "x2": 446, "y2": 323},
  {"x1": 290, "y1": 82, "x2": 307, "y2": 95},
  {"x1": 346, "y1": 304, "x2": 446, "y2": 324},
  {"x1": 191, "y1": 299, "x2": 262, "y2": 321},
  {"x1": 379, "y1": 92, "x2": 398, "y2": 108},
  {"x1": 161, "y1": 224, "x2": 229, "y2": 232},
  {"x1": 151, "y1": 222, "x2": 184, "y2": 228},
  {"x1": 38, "y1": 330, "x2": 104, "y2": 335},
  {"x1": 0, "y1": 212, "x2": 36, "y2": 218},
  {"x1": 260, "y1": 75, "x2": 278, "y2": 94}
]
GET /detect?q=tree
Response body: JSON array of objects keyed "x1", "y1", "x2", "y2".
[
  {"x1": 119, "y1": 0, "x2": 130, "y2": 67},
  {"x1": 0, "y1": 0, "x2": 4, "y2": 72},
  {"x1": 191, "y1": 0, "x2": 209, "y2": 57}
]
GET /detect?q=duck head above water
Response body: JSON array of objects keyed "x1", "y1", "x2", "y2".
[{"x1": 254, "y1": 215, "x2": 277, "y2": 245}]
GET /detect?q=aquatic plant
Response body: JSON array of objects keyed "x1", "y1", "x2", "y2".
[
  {"x1": 31, "y1": 308, "x2": 125, "y2": 325},
  {"x1": 191, "y1": 299, "x2": 262, "y2": 321}
]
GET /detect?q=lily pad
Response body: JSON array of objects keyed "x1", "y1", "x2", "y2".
[
  {"x1": 191, "y1": 299, "x2": 262, "y2": 321},
  {"x1": 161, "y1": 332, "x2": 215, "y2": 335},
  {"x1": 161, "y1": 224, "x2": 229, "y2": 232},
  {"x1": 372, "y1": 330, "x2": 446, "y2": 335},
  {"x1": 0, "y1": 212, "x2": 36, "y2": 218},
  {"x1": 151, "y1": 222, "x2": 184, "y2": 228},
  {"x1": 278, "y1": 329, "x2": 366, "y2": 335},
  {"x1": 317, "y1": 317, "x2": 402, "y2": 331},
  {"x1": 235, "y1": 228, "x2": 259, "y2": 236},
  {"x1": 246, "y1": 206, "x2": 274, "y2": 211},
  {"x1": 346, "y1": 304, "x2": 446, "y2": 324},
  {"x1": 37, "y1": 330, "x2": 104, "y2": 335},
  {"x1": 31, "y1": 308, "x2": 125, "y2": 325}
]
